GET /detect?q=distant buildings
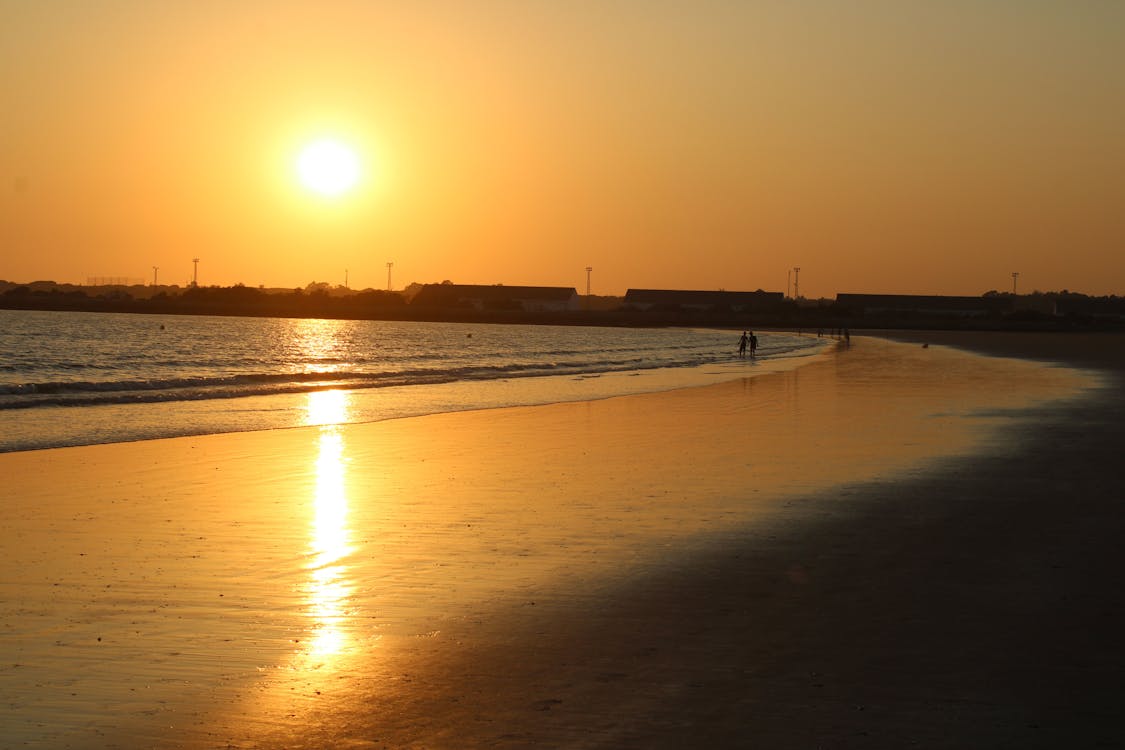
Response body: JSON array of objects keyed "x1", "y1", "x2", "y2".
[
  {"x1": 833, "y1": 292, "x2": 1125, "y2": 323},
  {"x1": 623, "y1": 288, "x2": 786, "y2": 312},
  {"x1": 3, "y1": 277, "x2": 1123, "y2": 327},
  {"x1": 409, "y1": 283, "x2": 580, "y2": 312},
  {"x1": 1052, "y1": 296, "x2": 1125, "y2": 321},
  {"x1": 834, "y1": 294, "x2": 1012, "y2": 318}
]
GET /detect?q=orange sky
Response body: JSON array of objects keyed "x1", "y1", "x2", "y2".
[{"x1": 2, "y1": 2, "x2": 1123, "y2": 298}]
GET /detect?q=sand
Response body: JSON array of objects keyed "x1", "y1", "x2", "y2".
[{"x1": 2, "y1": 333, "x2": 1123, "y2": 748}]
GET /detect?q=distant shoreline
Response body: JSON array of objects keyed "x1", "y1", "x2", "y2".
[{"x1": 3, "y1": 296, "x2": 1123, "y2": 333}]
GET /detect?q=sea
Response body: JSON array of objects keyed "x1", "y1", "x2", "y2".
[{"x1": 0, "y1": 309, "x2": 830, "y2": 453}]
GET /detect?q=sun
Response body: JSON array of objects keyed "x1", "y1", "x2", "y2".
[{"x1": 296, "y1": 139, "x2": 361, "y2": 197}]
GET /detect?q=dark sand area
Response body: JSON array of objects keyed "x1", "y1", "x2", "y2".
[
  {"x1": 548, "y1": 331, "x2": 1125, "y2": 749},
  {"x1": 351, "y1": 331, "x2": 1125, "y2": 749}
]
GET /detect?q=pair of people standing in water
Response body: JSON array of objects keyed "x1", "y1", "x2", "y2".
[{"x1": 738, "y1": 330, "x2": 758, "y2": 358}]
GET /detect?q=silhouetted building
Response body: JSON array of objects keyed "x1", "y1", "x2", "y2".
[
  {"x1": 835, "y1": 294, "x2": 1013, "y2": 317},
  {"x1": 1054, "y1": 297, "x2": 1125, "y2": 321},
  {"x1": 409, "y1": 284, "x2": 580, "y2": 312},
  {"x1": 623, "y1": 289, "x2": 785, "y2": 312}
]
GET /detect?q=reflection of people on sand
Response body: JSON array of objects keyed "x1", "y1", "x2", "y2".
[
  {"x1": 738, "y1": 331, "x2": 748, "y2": 358},
  {"x1": 749, "y1": 331, "x2": 758, "y2": 357},
  {"x1": 844, "y1": 328, "x2": 851, "y2": 345}
]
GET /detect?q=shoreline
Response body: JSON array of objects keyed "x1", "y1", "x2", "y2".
[
  {"x1": 4, "y1": 292, "x2": 1124, "y2": 334},
  {"x1": 868, "y1": 328, "x2": 1125, "y2": 372},
  {"x1": 2, "y1": 332, "x2": 1122, "y2": 747},
  {"x1": 0, "y1": 315, "x2": 826, "y2": 454}
]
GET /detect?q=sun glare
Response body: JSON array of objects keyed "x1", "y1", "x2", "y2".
[{"x1": 296, "y1": 139, "x2": 361, "y2": 197}]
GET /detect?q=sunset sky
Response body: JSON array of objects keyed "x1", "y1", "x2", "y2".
[{"x1": 2, "y1": 1, "x2": 1123, "y2": 298}]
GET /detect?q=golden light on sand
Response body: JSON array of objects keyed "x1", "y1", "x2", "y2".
[
  {"x1": 312, "y1": 430, "x2": 350, "y2": 565},
  {"x1": 306, "y1": 425, "x2": 353, "y2": 658},
  {"x1": 296, "y1": 138, "x2": 361, "y2": 197},
  {"x1": 307, "y1": 566, "x2": 349, "y2": 658}
]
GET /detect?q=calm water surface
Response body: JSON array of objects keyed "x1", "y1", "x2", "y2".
[{"x1": 0, "y1": 310, "x2": 827, "y2": 451}]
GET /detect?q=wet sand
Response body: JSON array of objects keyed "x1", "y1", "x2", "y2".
[{"x1": 2, "y1": 333, "x2": 1122, "y2": 748}]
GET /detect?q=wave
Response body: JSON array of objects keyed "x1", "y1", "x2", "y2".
[
  {"x1": 0, "y1": 328, "x2": 826, "y2": 412},
  {"x1": 0, "y1": 355, "x2": 735, "y2": 410}
]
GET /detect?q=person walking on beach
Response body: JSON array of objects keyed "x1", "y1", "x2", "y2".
[
  {"x1": 738, "y1": 331, "x2": 748, "y2": 358},
  {"x1": 749, "y1": 331, "x2": 758, "y2": 357}
]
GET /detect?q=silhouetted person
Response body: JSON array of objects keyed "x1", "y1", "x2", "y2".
[
  {"x1": 844, "y1": 328, "x2": 850, "y2": 345},
  {"x1": 749, "y1": 331, "x2": 758, "y2": 357},
  {"x1": 738, "y1": 331, "x2": 748, "y2": 358}
]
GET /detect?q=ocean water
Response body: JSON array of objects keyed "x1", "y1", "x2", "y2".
[{"x1": 0, "y1": 310, "x2": 828, "y2": 452}]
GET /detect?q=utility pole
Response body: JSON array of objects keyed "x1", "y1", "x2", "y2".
[
  {"x1": 386, "y1": 261, "x2": 394, "y2": 291},
  {"x1": 1012, "y1": 272, "x2": 1019, "y2": 295},
  {"x1": 793, "y1": 267, "x2": 801, "y2": 300},
  {"x1": 192, "y1": 258, "x2": 200, "y2": 288},
  {"x1": 345, "y1": 269, "x2": 349, "y2": 290},
  {"x1": 152, "y1": 266, "x2": 159, "y2": 286},
  {"x1": 585, "y1": 266, "x2": 593, "y2": 310}
]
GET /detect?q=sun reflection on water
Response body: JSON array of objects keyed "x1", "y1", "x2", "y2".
[
  {"x1": 289, "y1": 317, "x2": 351, "y2": 377},
  {"x1": 304, "y1": 390, "x2": 354, "y2": 660}
]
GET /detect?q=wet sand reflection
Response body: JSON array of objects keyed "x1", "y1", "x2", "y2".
[{"x1": 299, "y1": 390, "x2": 355, "y2": 663}]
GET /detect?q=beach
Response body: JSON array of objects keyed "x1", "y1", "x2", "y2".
[{"x1": 2, "y1": 332, "x2": 1123, "y2": 748}]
